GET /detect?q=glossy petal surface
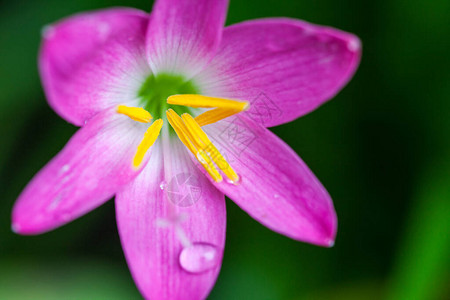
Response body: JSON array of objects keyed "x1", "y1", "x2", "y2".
[
  {"x1": 195, "y1": 18, "x2": 361, "y2": 127},
  {"x1": 12, "y1": 108, "x2": 149, "y2": 234},
  {"x1": 146, "y1": 0, "x2": 228, "y2": 77},
  {"x1": 39, "y1": 8, "x2": 150, "y2": 125},
  {"x1": 116, "y1": 137, "x2": 226, "y2": 300},
  {"x1": 202, "y1": 116, "x2": 337, "y2": 246}
]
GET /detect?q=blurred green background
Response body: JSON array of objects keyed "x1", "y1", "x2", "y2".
[{"x1": 0, "y1": 0, "x2": 449, "y2": 299}]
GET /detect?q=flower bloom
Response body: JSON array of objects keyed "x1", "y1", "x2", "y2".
[{"x1": 11, "y1": 0, "x2": 361, "y2": 299}]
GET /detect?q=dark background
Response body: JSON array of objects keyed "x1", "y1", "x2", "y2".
[{"x1": 0, "y1": 0, "x2": 449, "y2": 299}]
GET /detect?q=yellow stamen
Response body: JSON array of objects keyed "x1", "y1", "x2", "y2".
[
  {"x1": 195, "y1": 107, "x2": 241, "y2": 127},
  {"x1": 182, "y1": 114, "x2": 239, "y2": 183},
  {"x1": 168, "y1": 94, "x2": 249, "y2": 111},
  {"x1": 166, "y1": 109, "x2": 223, "y2": 182},
  {"x1": 117, "y1": 105, "x2": 153, "y2": 123},
  {"x1": 133, "y1": 119, "x2": 163, "y2": 168}
]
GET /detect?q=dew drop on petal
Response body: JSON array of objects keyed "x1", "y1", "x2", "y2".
[
  {"x1": 347, "y1": 38, "x2": 361, "y2": 52},
  {"x1": 41, "y1": 25, "x2": 55, "y2": 39},
  {"x1": 179, "y1": 242, "x2": 220, "y2": 273},
  {"x1": 327, "y1": 239, "x2": 335, "y2": 247},
  {"x1": 225, "y1": 174, "x2": 241, "y2": 186},
  {"x1": 196, "y1": 150, "x2": 207, "y2": 164},
  {"x1": 11, "y1": 223, "x2": 20, "y2": 233},
  {"x1": 59, "y1": 164, "x2": 70, "y2": 175},
  {"x1": 159, "y1": 181, "x2": 167, "y2": 190}
]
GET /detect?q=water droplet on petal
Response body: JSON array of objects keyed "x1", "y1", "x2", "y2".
[
  {"x1": 59, "y1": 164, "x2": 70, "y2": 175},
  {"x1": 41, "y1": 25, "x2": 55, "y2": 39},
  {"x1": 225, "y1": 175, "x2": 241, "y2": 186},
  {"x1": 347, "y1": 38, "x2": 361, "y2": 52},
  {"x1": 159, "y1": 181, "x2": 167, "y2": 190},
  {"x1": 179, "y1": 242, "x2": 220, "y2": 273},
  {"x1": 11, "y1": 223, "x2": 20, "y2": 233},
  {"x1": 196, "y1": 150, "x2": 207, "y2": 164},
  {"x1": 327, "y1": 239, "x2": 335, "y2": 247},
  {"x1": 273, "y1": 194, "x2": 280, "y2": 199}
]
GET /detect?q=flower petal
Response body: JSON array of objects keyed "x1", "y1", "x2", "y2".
[
  {"x1": 39, "y1": 8, "x2": 150, "y2": 126},
  {"x1": 116, "y1": 136, "x2": 226, "y2": 300},
  {"x1": 194, "y1": 18, "x2": 361, "y2": 127},
  {"x1": 202, "y1": 116, "x2": 337, "y2": 247},
  {"x1": 12, "y1": 107, "x2": 150, "y2": 234},
  {"x1": 146, "y1": 0, "x2": 229, "y2": 77}
]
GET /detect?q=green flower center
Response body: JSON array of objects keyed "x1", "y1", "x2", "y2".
[{"x1": 138, "y1": 73, "x2": 200, "y2": 120}]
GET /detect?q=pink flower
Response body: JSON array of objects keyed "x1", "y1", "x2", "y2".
[{"x1": 12, "y1": 0, "x2": 361, "y2": 299}]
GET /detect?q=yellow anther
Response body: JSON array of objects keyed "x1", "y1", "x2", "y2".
[
  {"x1": 168, "y1": 94, "x2": 249, "y2": 111},
  {"x1": 181, "y1": 114, "x2": 239, "y2": 183},
  {"x1": 117, "y1": 105, "x2": 153, "y2": 123},
  {"x1": 166, "y1": 109, "x2": 223, "y2": 182},
  {"x1": 166, "y1": 109, "x2": 198, "y2": 155},
  {"x1": 133, "y1": 119, "x2": 163, "y2": 168},
  {"x1": 195, "y1": 107, "x2": 241, "y2": 127}
]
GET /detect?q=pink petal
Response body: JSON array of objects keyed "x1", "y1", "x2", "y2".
[
  {"x1": 202, "y1": 116, "x2": 337, "y2": 247},
  {"x1": 39, "y1": 8, "x2": 150, "y2": 126},
  {"x1": 116, "y1": 137, "x2": 226, "y2": 300},
  {"x1": 12, "y1": 107, "x2": 150, "y2": 234},
  {"x1": 194, "y1": 18, "x2": 361, "y2": 127},
  {"x1": 146, "y1": 0, "x2": 229, "y2": 77}
]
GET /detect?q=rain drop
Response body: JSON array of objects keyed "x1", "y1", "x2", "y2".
[
  {"x1": 196, "y1": 150, "x2": 207, "y2": 164},
  {"x1": 41, "y1": 25, "x2": 55, "y2": 39},
  {"x1": 159, "y1": 181, "x2": 167, "y2": 190},
  {"x1": 347, "y1": 38, "x2": 361, "y2": 52},
  {"x1": 225, "y1": 175, "x2": 241, "y2": 186},
  {"x1": 11, "y1": 223, "x2": 20, "y2": 233},
  {"x1": 179, "y1": 242, "x2": 220, "y2": 273},
  {"x1": 60, "y1": 164, "x2": 70, "y2": 174}
]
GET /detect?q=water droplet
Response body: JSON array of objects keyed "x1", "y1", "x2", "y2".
[
  {"x1": 41, "y1": 25, "x2": 55, "y2": 39},
  {"x1": 11, "y1": 223, "x2": 20, "y2": 233},
  {"x1": 59, "y1": 164, "x2": 70, "y2": 175},
  {"x1": 179, "y1": 242, "x2": 220, "y2": 273},
  {"x1": 327, "y1": 239, "x2": 335, "y2": 247},
  {"x1": 273, "y1": 194, "x2": 280, "y2": 199},
  {"x1": 347, "y1": 38, "x2": 361, "y2": 52},
  {"x1": 196, "y1": 150, "x2": 207, "y2": 164},
  {"x1": 226, "y1": 175, "x2": 241, "y2": 185},
  {"x1": 159, "y1": 181, "x2": 167, "y2": 190}
]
